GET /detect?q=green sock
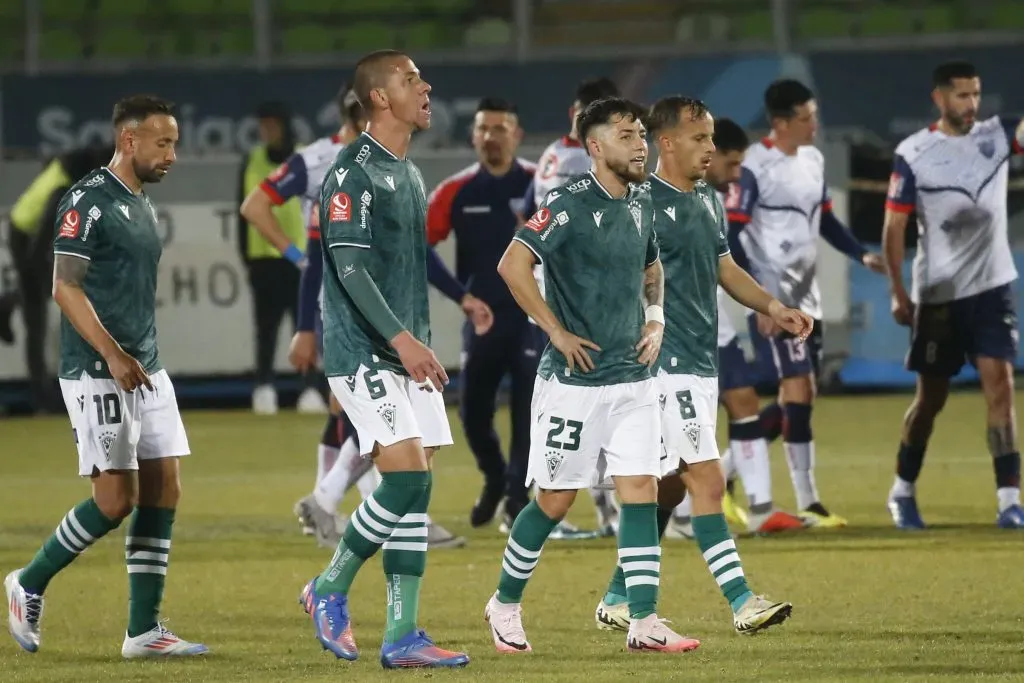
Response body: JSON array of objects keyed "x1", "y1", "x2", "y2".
[
  {"x1": 316, "y1": 471, "x2": 429, "y2": 595},
  {"x1": 692, "y1": 513, "x2": 753, "y2": 612},
  {"x1": 126, "y1": 507, "x2": 175, "y2": 637},
  {"x1": 382, "y1": 471, "x2": 431, "y2": 642},
  {"x1": 617, "y1": 503, "x2": 661, "y2": 620},
  {"x1": 604, "y1": 505, "x2": 673, "y2": 605},
  {"x1": 19, "y1": 498, "x2": 121, "y2": 594},
  {"x1": 496, "y1": 500, "x2": 559, "y2": 603}
]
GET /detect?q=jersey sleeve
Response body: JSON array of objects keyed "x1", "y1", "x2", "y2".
[
  {"x1": 712, "y1": 192, "x2": 730, "y2": 256},
  {"x1": 52, "y1": 188, "x2": 99, "y2": 261},
  {"x1": 259, "y1": 152, "x2": 309, "y2": 205},
  {"x1": 645, "y1": 227, "x2": 660, "y2": 266},
  {"x1": 1001, "y1": 116, "x2": 1024, "y2": 155},
  {"x1": 426, "y1": 177, "x2": 458, "y2": 246},
  {"x1": 322, "y1": 165, "x2": 374, "y2": 250},
  {"x1": 885, "y1": 154, "x2": 916, "y2": 214},
  {"x1": 512, "y1": 193, "x2": 570, "y2": 263},
  {"x1": 724, "y1": 166, "x2": 758, "y2": 224}
]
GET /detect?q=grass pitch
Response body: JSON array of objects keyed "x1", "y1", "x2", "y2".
[{"x1": 1, "y1": 391, "x2": 1023, "y2": 682}]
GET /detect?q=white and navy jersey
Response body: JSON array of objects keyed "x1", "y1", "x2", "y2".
[
  {"x1": 714, "y1": 190, "x2": 740, "y2": 346},
  {"x1": 260, "y1": 134, "x2": 344, "y2": 224},
  {"x1": 725, "y1": 138, "x2": 830, "y2": 319},
  {"x1": 886, "y1": 116, "x2": 1021, "y2": 304}
]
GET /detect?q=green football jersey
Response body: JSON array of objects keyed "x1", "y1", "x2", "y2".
[
  {"x1": 52, "y1": 167, "x2": 163, "y2": 380},
  {"x1": 319, "y1": 132, "x2": 431, "y2": 377},
  {"x1": 647, "y1": 174, "x2": 730, "y2": 377},
  {"x1": 514, "y1": 171, "x2": 660, "y2": 387}
]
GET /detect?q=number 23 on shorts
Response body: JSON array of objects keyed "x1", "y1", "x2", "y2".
[{"x1": 545, "y1": 416, "x2": 583, "y2": 451}]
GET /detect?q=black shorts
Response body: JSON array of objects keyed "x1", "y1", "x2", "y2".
[
  {"x1": 746, "y1": 314, "x2": 824, "y2": 380},
  {"x1": 907, "y1": 284, "x2": 1018, "y2": 377}
]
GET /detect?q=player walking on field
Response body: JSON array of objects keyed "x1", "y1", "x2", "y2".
[
  {"x1": 297, "y1": 50, "x2": 469, "y2": 669},
  {"x1": 594, "y1": 97, "x2": 807, "y2": 636},
  {"x1": 883, "y1": 61, "x2": 1024, "y2": 530},
  {"x1": 484, "y1": 97, "x2": 698, "y2": 654},
  {"x1": 5, "y1": 95, "x2": 207, "y2": 658}
]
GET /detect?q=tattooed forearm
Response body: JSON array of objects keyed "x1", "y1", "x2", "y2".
[
  {"x1": 643, "y1": 260, "x2": 664, "y2": 307},
  {"x1": 987, "y1": 423, "x2": 1017, "y2": 457},
  {"x1": 52, "y1": 254, "x2": 90, "y2": 294}
]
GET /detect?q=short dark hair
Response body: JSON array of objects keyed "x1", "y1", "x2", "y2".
[
  {"x1": 476, "y1": 96, "x2": 518, "y2": 115},
  {"x1": 112, "y1": 95, "x2": 174, "y2": 128},
  {"x1": 713, "y1": 118, "x2": 749, "y2": 153},
  {"x1": 576, "y1": 97, "x2": 646, "y2": 155},
  {"x1": 352, "y1": 49, "x2": 408, "y2": 111},
  {"x1": 646, "y1": 96, "x2": 711, "y2": 136},
  {"x1": 933, "y1": 60, "x2": 977, "y2": 88},
  {"x1": 336, "y1": 84, "x2": 364, "y2": 125},
  {"x1": 764, "y1": 79, "x2": 814, "y2": 120},
  {"x1": 575, "y1": 77, "x2": 620, "y2": 109}
]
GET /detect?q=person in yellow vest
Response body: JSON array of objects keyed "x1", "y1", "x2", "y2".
[
  {"x1": 237, "y1": 102, "x2": 311, "y2": 415},
  {"x1": 0, "y1": 145, "x2": 111, "y2": 413}
]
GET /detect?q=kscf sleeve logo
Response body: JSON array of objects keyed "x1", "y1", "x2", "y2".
[
  {"x1": 329, "y1": 192, "x2": 351, "y2": 222},
  {"x1": 567, "y1": 178, "x2": 591, "y2": 194}
]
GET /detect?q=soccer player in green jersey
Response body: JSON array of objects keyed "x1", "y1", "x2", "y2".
[
  {"x1": 484, "y1": 97, "x2": 699, "y2": 654},
  {"x1": 4, "y1": 96, "x2": 208, "y2": 658},
  {"x1": 596, "y1": 96, "x2": 812, "y2": 635},
  {"x1": 297, "y1": 50, "x2": 469, "y2": 669}
]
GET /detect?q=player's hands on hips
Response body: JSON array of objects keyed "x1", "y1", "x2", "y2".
[
  {"x1": 635, "y1": 321, "x2": 663, "y2": 368},
  {"x1": 550, "y1": 327, "x2": 601, "y2": 374},
  {"x1": 862, "y1": 252, "x2": 887, "y2": 274},
  {"x1": 391, "y1": 330, "x2": 448, "y2": 392},
  {"x1": 768, "y1": 300, "x2": 814, "y2": 342},
  {"x1": 288, "y1": 331, "x2": 318, "y2": 372},
  {"x1": 891, "y1": 291, "x2": 915, "y2": 327},
  {"x1": 105, "y1": 346, "x2": 153, "y2": 392},
  {"x1": 460, "y1": 294, "x2": 494, "y2": 335}
]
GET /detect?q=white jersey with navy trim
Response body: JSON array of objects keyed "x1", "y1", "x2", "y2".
[
  {"x1": 261, "y1": 135, "x2": 345, "y2": 225},
  {"x1": 532, "y1": 135, "x2": 592, "y2": 207},
  {"x1": 714, "y1": 190, "x2": 740, "y2": 346},
  {"x1": 886, "y1": 115, "x2": 1019, "y2": 304},
  {"x1": 725, "y1": 139, "x2": 829, "y2": 319}
]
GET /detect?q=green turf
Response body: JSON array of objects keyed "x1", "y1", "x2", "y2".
[{"x1": 2, "y1": 391, "x2": 1023, "y2": 682}]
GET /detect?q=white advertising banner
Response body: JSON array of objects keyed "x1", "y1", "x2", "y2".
[{"x1": 0, "y1": 203, "x2": 466, "y2": 381}]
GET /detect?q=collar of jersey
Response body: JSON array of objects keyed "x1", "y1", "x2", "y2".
[
  {"x1": 649, "y1": 173, "x2": 697, "y2": 195},
  {"x1": 587, "y1": 171, "x2": 636, "y2": 201},
  {"x1": 100, "y1": 167, "x2": 140, "y2": 196},
  {"x1": 360, "y1": 132, "x2": 401, "y2": 161}
]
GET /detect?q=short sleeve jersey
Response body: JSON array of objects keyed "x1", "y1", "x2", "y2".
[
  {"x1": 648, "y1": 174, "x2": 730, "y2": 377},
  {"x1": 319, "y1": 133, "x2": 431, "y2": 377},
  {"x1": 513, "y1": 171, "x2": 659, "y2": 387},
  {"x1": 52, "y1": 167, "x2": 163, "y2": 380}
]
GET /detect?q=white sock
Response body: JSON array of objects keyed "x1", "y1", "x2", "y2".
[
  {"x1": 674, "y1": 495, "x2": 692, "y2": 521},
  {"x1": 731, "y1": 437, "x2": 773, "y2": 509},
  {"x1": 997, "y1": 487, "x2": 1021, "y2": 512},
  {"x1": 316, "y1": 444, "x2": 340, "y2": 485},
  {"x1": 313, "y1": 437, "x2": 365, "y2": 513},
  {"x1": 720, "y1": 447, "x2": 738, "y2": 481},
  {"x1": 890, "y1": 477, "x2": 915, "y2": 499},
  {"x1": 783, "y1": 441, "x2": 820, "y2": 511},
  {"x1": 355, "y1": 467, "x2": 381, "y2": 501}
]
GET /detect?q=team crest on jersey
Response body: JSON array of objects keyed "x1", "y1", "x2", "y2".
[
  {"x1": 545, "y1": 451, "x2": 564, "y2": 480},
  {"x1": 700, "y1": 194, "x2": 717, "y2": 219},
  {"x1": 378, "y1": 403, "x2": 397, "y2": 434},
  {"x1": 59, "y1": 209, "x2": 81, "y2": 238},
  {"x1": 663, "y1": 207, "x2": 676, "y2": 222},
  {"x1": 97, "y1": 431, "x2": 117, "y2": 457},
  {"x1": 628, "y1": 201, "x2": 643, "y2": 234},
  {"x1": 977, "y1": 138, "x2": 996, "y2": 159},
  {"x1": 329, "y1": 192, "x2": 351, "y2": 222},
  {"x1": 684, "y1": 423, "x2": 701, "y2": 454}
]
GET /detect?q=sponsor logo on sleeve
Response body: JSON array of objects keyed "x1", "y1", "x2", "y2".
[
  {"x1": 359, "y1": 191, "x2": 372, "y2": 230},
  {"x1": 59, "y1": 209, "x2": 81, "y2": 238},
  {"x1": 329, "y1": 192, "x2": 351, "y2": 222},
  {"x1": 524, "y1": 208, "x2": 552, "y2": 233}
]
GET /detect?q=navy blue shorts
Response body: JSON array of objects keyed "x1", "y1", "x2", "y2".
[
  {"x1": 907, "y1": 283, "x2": 1018, "y2": 377},
  {"x1": 718, "y1": 337, "x2": 758, "y2": 392},
  {"x1": 746, "y1": 314, "x2": 824, "y2": 380}
]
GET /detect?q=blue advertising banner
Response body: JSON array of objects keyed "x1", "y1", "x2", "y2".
[
  {"x1": 842, "y1": 254, "x2": 1024, "y2": 388},
  {"x1": 2, "y1": 46, "x2": 1022, "y2": 156}
]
